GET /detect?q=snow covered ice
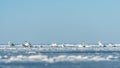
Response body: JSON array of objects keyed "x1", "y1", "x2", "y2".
[{"x1": 0, "y1": 43, "x2": 120, "y2": 68}]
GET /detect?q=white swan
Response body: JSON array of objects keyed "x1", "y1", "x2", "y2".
[
  {"x1": 22, "y1": 41, "x2": 32, "y2": 47},
  {"x1": 8, "y1": 41, "x2": 15, "y2": 47}
]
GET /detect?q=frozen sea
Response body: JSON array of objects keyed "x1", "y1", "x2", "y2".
[{"x1": 0, "y1": 44, "x2": 120, "y2": 68}]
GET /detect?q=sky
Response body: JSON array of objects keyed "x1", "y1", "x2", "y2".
[{"x1": 0, "y1": 0, "x2": 120, "y2": 44}]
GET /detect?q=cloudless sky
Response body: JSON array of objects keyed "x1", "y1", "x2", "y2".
[{"x1": 0, "y1": 0, "x2": 120, "y2": 44}]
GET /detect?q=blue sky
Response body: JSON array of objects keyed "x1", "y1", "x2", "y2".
[{"x1": 0, "y1": 0, "x2": 120, "y2": 44}]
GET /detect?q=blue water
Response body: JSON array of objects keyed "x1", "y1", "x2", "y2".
[
  {"x1": 0, "y1": 46, "x2": 120, "y2": 68},
  {"x1": 1, "y1": 61, "x2": 120, "y2": 68}
]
